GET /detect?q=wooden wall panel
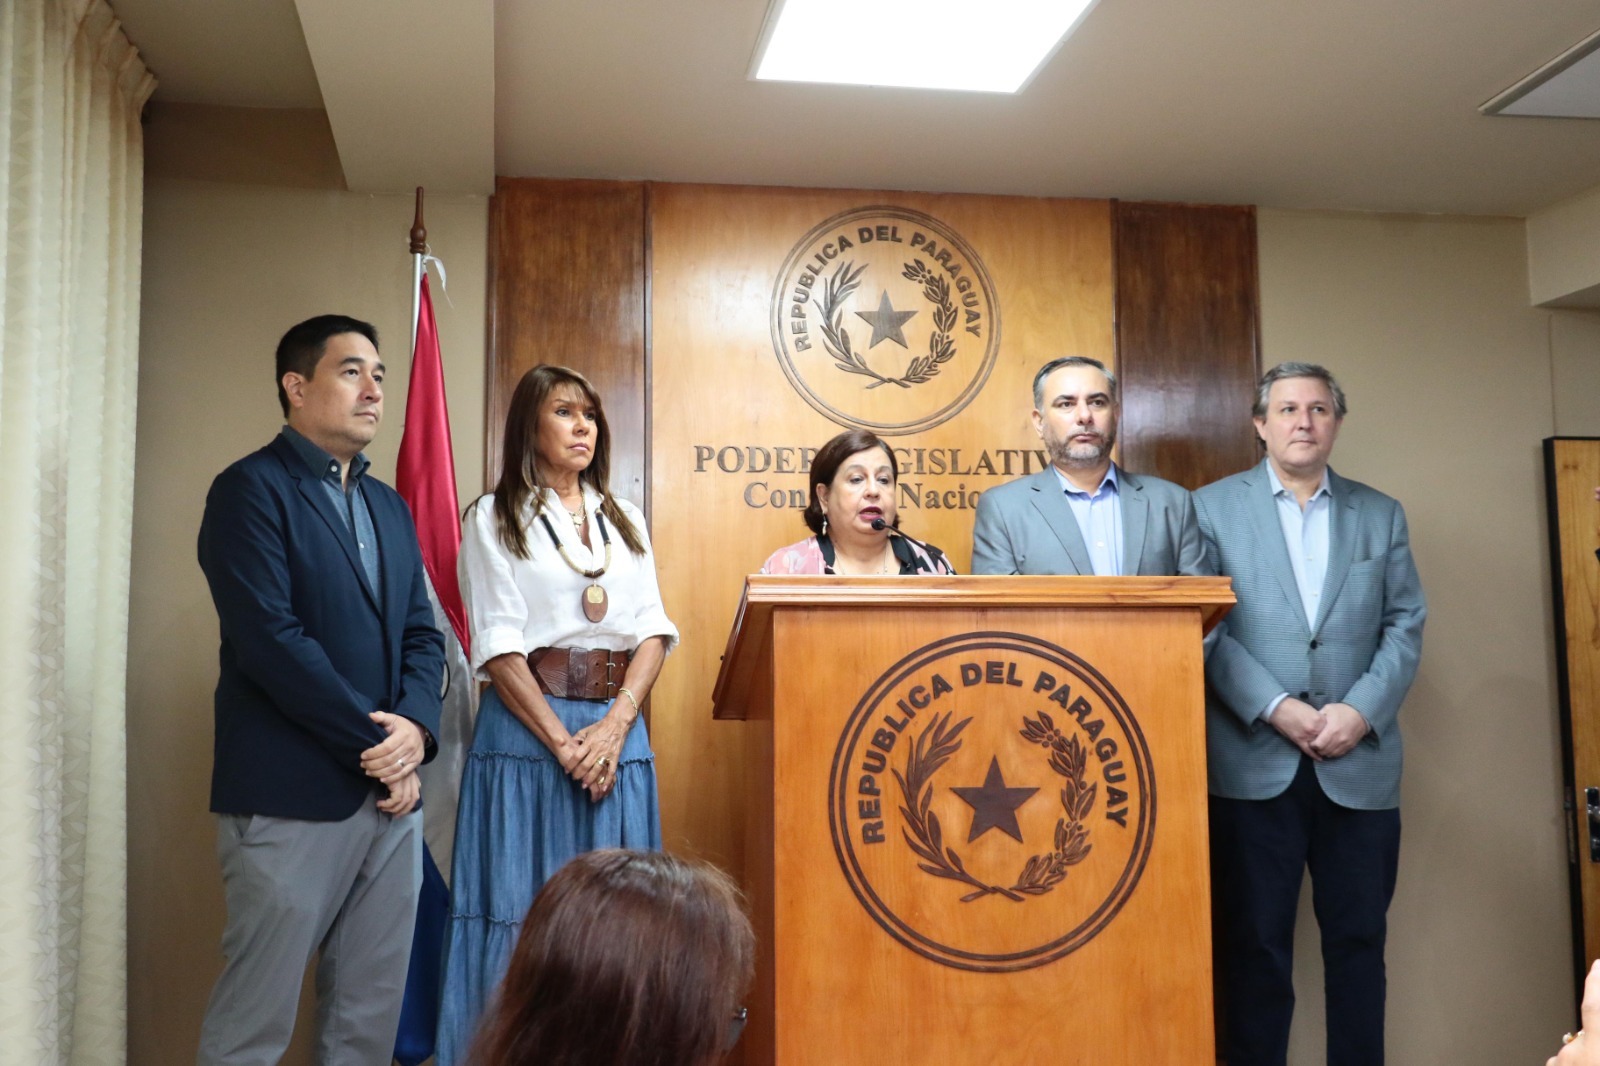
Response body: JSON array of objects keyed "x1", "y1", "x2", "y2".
[
  {"x1": 647, "y1": 186, "x2": 1115, "y2": 885},
  {"x1": 1544, "y1": 438, "x2": 1600, "y2": 996},
  {"x1": 487, "y1": 179, "x2": 648, "y2": 502},
  {"x1": 1114, "y1": 202, "x2": 1262, "y2": 489},
  {"x1": 484, "y1": 184, "x2": 1264, "y2": 998}
]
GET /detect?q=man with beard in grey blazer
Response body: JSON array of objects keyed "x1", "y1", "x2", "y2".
[
  {"x1": 1196, "y1": 362, "x2": 1425, "y2": 1066},
  {"x1": 971, "y1": 357, "x2": 1205, "y2": 578}
]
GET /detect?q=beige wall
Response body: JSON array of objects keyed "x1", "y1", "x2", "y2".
[
  {"x1": 128, "y1": 163, "x2": 487, "y2": 1062},
  {"x1": 128, "y1": 160, "x2": 1590, "y2": 1062},
  {"x1": 1257, "y1": 209, "x2": 1572, "y2": 1063},
  {"x1": 1552, "y1": 309, "x2": 1600, "y2": 434},
  {"x1": 1527, "y1": 184, "x2": 1600, "y2": 308}
]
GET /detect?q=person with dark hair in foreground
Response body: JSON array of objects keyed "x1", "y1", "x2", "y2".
[
  {"x1": 470, "y1": 849, "x2": 755, "y2": 1066},
  {"x1": 759, "y1": 428, "x2": 954, "y2": 576}
]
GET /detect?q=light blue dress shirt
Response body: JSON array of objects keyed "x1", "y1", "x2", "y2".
[
  {"x1": 1261, "y1": 462, "x2": 1331, "y2": 720},
  {"x1": 1053, "y1": 463, "x2": 1123, "y2": 576}
]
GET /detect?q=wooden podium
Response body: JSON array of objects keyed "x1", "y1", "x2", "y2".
[{"x1": 712, "y1": 575, "x2": 1233, "y2": 1066}]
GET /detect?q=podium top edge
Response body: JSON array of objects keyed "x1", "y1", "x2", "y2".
[
  {"x1": 711, "y1": 575, "x2": 1235, "y2": 719},
  {"x1": 739, "y1": 574, "x2": 1235, "y2": 609}
]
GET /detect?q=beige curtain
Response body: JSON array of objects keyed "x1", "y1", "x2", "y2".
[{"x1": 0, "y1": 1, "x2": 153, "y2": 1062}]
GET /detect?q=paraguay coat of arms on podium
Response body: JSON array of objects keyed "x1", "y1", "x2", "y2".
[{"x1": 827, "y1": 631, "x2": 1156, "y2": 971}]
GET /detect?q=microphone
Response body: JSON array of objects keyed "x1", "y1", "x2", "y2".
[{"x1": 871, "y1": 517, "x2": 887, "y2": 531}]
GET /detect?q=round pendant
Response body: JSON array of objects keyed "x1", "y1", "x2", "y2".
[{"x1": 583, "y1": 583, "x2": 609, "y2": 623}]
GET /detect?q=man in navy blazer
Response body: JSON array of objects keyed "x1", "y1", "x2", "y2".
[
  {"x1": 971, "y1": 356, "x2": 1206, "y2": 578},
  {"x1": 196, "y1": 315, "x2": 444, "y2": 1064},
  {"x1": 1196, "y1": 363, "x2": 1425, "y2": 1066}
]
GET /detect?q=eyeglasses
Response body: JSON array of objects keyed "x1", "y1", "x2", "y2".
[{"x1": 725, "y1": 1006, "x2": 748, "y2": 1051}]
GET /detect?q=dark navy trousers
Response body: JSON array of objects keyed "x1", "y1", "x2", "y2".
[{"x1": 1210, "y1": 755, "x2": 1401, "y2": 1066}]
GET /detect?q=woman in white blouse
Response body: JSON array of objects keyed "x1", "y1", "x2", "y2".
[{"x1": 437, "y1": 364, "x2": 678, "y2": 1066}]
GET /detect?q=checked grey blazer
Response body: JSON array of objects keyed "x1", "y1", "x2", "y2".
[
  {"x1": 971, "y1": 466, "x2": 1207, "y2": 577},
  {"x1": 1195, "y1": 460, "x2": 1426, "y2": 810}
]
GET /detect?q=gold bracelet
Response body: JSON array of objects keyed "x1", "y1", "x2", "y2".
[{"x1": 617, "y1": 687, "x2": 640, "y2": 718}]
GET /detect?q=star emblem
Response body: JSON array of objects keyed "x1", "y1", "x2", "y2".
[
  {"x1": 951, "y1": 757, "x2": 1038, "y2": 843},
  {"x1": 854, "y1": 290, "x2": 918, "y2": 349}
]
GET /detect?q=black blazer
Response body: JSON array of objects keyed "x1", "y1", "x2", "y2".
[{"x1": 198, "y1": 434, "x2": 444, "y2": 820}]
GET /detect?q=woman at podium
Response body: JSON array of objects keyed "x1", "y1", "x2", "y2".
[
  {"x1": 760, "y1": 428, "x2": 955, "y2": 577},
  {"x1": 438, "y1": 365, "x2": 679, "y2": 1065}
]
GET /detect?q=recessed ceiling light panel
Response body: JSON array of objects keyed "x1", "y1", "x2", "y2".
[
  {"x1": 751, "y1": 0, "x2": 1101, "y2": 94},
  {"x1": 1482, "y1": 26, "x2": 1600, "y2": 119}
]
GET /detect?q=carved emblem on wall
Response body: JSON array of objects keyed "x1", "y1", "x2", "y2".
[
  {"x1": 771, "y1": 207, "x2": 1000, "y2": 435},
  {"x1": 828, "y1": 632, "x2": 1154, "y2": 972}
]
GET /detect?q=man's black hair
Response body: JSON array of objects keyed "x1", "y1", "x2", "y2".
[{"x1": 274, "y1": 315, "x2": 379, "y2": 417}]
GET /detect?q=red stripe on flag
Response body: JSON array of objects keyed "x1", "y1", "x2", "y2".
[{"x1": 396, "y1": 272, "x2": 469, "y2": 653}]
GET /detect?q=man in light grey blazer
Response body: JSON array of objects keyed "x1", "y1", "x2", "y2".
[
  {"x1": 1196, "y1": 363, "x2": 1425, "y2": 1066},
  {"x1": 971, "y1": 356, "x2": 1206, "y2": 577}
]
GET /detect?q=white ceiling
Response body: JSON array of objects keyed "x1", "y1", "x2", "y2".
[
  {"x1": 111, "y1": 0, "x2": 1600, "y2": 216},
  {"x1": 112, "y1": 0, "x2": 322, "y2": 109}
]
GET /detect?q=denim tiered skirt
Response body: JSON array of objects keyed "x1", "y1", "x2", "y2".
[{"x1": 435, "y1": 687, "x2": 661, "y2": 1065}]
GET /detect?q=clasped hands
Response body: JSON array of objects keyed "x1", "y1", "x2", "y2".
[
  {"x1": 1270, "y1": 698, "x2": 1369, "y2": 761},
  {"x1": 554, "y1": 711, "x2": 631, "y2": 803},
  {"x1": 361, "y1": 711, "x2": 425, "y2": 815}
]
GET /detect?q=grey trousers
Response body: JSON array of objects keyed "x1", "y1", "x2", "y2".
[{"x1": 197, "y1": 794, "x2": 422, "y2": 1066}]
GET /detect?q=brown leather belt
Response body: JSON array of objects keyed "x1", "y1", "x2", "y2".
[{"x1": 528, "y1": 647, "x2": 631, "y2": 700}]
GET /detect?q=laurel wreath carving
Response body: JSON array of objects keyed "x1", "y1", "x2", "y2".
[
  {"x1": 893, "y1": 710, "x2": 1094, "y2": 903},
  {"x1": 813, "y1": 259, "x2": 960, "y2": 390},
  {"x1": 898, "y1": 259, "x2": 959, "y2": 385},
  {"x1": 815, "y1": 261, "x2": 898, "y2": 390},
  {"x1": 894, "y1": 713, "x2": 1023, "y2": 902},
  {"x1": 1014, "y1": 712, "x2": 1096, "y2": 895}
]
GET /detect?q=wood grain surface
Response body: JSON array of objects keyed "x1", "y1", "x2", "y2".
[
  {"x1": 487, "y1": 179, "x2": 648, "y2": 503},
  {"x1": 717, "y1": 585, "x2": 1225, "y2": 1064},
  {"x1": 1547, "y1": 438, "x2": 1600, "y2": 983},
  {"x1": 1114, "y1": 201, "x2": 1261, "y2": 490},
  {"x1": 647, "y1": 185, "x2": 1115, "y2": 894}
]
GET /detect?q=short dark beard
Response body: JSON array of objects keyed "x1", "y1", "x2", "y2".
[{"x1": 1049, "y1": 432, "x2": 1113, "y2": 470}]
